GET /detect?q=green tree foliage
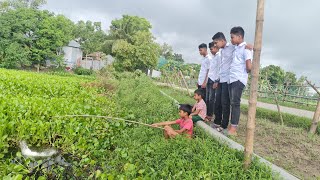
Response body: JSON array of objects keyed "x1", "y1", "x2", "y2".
[
  {"x1": 260, "y1": 65, "x2": 285, "y2": 85},
  {"x1": 0, "y1": 8, "x2": 74, "y2": 69},
  {"x1": 109, "y1": 15, "x2": 160, "y2": 72},
  {"x1": 109, "y1": 15, "x2": 151, "y2": 43},
  {"x1": 160, "y1": 43, "x2": 174, "y2": 60},
  {"x1": 0, "y1": 0, "x2": 46, "y2": 11},
  {"x1": 112, "y1": 31, "x2": 160, "y2": 72},
  {"x1": 74, "y1": 21, "x2": 107, "y2": 57},
  {"x1": 160, "y1": 43, "x2": 184, "y2": 63}
]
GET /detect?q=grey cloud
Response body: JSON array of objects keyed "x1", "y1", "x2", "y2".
[{"x1": 44, "y1": 0, "x2": 319, "y2": 84}]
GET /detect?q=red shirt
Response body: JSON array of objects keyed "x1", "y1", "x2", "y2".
[{"x1": 175, "y1": 118, "x2": 193, "y2": 136}]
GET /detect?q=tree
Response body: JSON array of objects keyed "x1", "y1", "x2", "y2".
[
  {"x1": 109, "y1": 15, "x2": 152, "y2": 43},
  {"x1": 112, "y1": 31, "x2": 160, "y2": 72},
  {"x1": 284, "y1": 71, "x2": 297, "y2": 84},
  {"x1": 108, "y1": 15, "x2": 160, "y2": 72},
  {"x1": 74, "y1": 21, "x2": 108, "y2": 58},
  {"x1": 0, "y1": 0, "x2": 46, "y2": 11},
  {"x1": 260, "y1": 65, "x2": 285, "y2": 85},
  {"x1": 173, "y1": 53, "x2": 184, "y2": 63},
  {"x1": 0, "y1": 8, "x2": 74, "y2": 70},
  {"x1": 160, "y1": 43, "x2": 174, "y2": 60},
  {"x1": 159, "y1": 43, "x2": 184, "y2": 63}
]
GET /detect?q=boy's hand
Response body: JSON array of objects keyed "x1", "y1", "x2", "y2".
[
  {"x1": 213, "y1": 82, "x2": 218, "y2": 89},
  {"x1": 151, "y1": 123, "x2": 159, "y2": 127},
  {"x1": 189, "y1": 115, "x2": 193, "y2": 119},
  {"x1": 245, "y1": 44, "x2": 254, "y2": 51},
  {"x1": 201, "y1": 82, "x2": 206, "y2": 88}
]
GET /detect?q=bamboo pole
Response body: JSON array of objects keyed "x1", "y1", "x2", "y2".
[
  {"x1": 53, "y1": 115, "x2": 165, "y2": 130},
  {"x1": 305, "y1": 79, "x2": 320, "y2": 134},
  {"x1": 179, "y1": 70, "x2": 192, "y2": 96},
  {"x1": 244, "y1": 0, "x2": 265, "y2": 169}
]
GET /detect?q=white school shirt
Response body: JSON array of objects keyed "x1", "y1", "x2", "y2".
[
  {"x1": 208, "y1": 52, "x2": 221, "y2": 82},
  {"x1": 219, "y1": 43, "x2": 235, "y2": 83},
  {"x1": 229, "y1": 42, "x2": 253, "y2": 86},
  {"x1": 197, "y1": 54, "x2": 211, "y2": 85}
]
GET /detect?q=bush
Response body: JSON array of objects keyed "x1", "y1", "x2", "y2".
[{"x1": 73, "y1": 67, "x2": 94, "y2": 76}]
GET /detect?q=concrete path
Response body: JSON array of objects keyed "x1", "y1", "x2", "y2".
[{"x1": 156, "y1": 82, "x2": 314, "y2": 119}]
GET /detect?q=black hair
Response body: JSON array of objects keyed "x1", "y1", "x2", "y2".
[
  {"x1": 198, "y1": 43, "x2": 207, "y2": 49},
  {"x1": 209, "y1": 42, "x2": 216, "y2": 49},
  {"x1": 230, "y1": 26, "x2": 245, "y2": 38},
  {"x1": 179, "y1": 104, "x2": 193, "y2": 115},
  {"x1": 194, "y1": 89, "x2": 204, "y2": 99},
  {"x1": 212, "y1": 32, "x2": 226, "y2": 41}
]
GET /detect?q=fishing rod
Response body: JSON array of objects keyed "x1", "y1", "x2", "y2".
[{"x1": 53, "y1": 115, "x2": 165, "y2": 130}]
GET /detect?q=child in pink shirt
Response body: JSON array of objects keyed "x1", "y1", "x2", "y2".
[
  {"x1": 152, "y1": 104, "x2": 193, "y2": 139},
  {"x1": 190, "y1": 89, "x2": 207, "y2": 124}
]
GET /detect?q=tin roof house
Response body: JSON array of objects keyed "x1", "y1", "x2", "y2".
[{"x1": 63, "y1": 40, "x2": 83, "y2": 68}]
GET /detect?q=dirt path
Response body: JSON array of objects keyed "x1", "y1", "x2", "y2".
[{"x1": 156, "y1": 82, "x2": 314, "y2": 119}]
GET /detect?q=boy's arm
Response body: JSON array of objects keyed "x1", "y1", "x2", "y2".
[
  {"x1": 190, "y1": 109, "x2": 200, "y2": 116},
  {"x1": 201, "y1": 59, "x2": 210, "y2": 88},
  {"x1": 245, "y1": 49, "x2": 253, "y2": 73},
  {"x1": 151, "y1": 120, "x2": 176, "y2": 127},
  {"x1": 246, "y1": 60, "x2": 252, "y2": 73}
]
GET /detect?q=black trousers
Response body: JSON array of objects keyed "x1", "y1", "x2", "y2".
[
  {"x1": 206, "y1": 78, "x2": 216, "y2": 117},
  {"x1": 228, "y1": 80, "x2": 245, "y2": 126},
  {"x1": 214, "y1": 82, "x2": 230, "y2": 129}
]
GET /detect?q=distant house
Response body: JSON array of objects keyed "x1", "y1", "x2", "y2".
[{"x1": 63, "y1": 40, "x2": 83, "y2": 68}]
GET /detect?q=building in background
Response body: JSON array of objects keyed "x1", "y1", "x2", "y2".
[{"x1": 63, "y1": 40, "x2": 83, "y2": 68}]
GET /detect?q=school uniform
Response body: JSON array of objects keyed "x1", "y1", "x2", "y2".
[
  {"x1": 214, "y1": 43, "x2": 235, "y2": 129},
  {"x1": 197, "y1": 54, "x2": 211, "y2": 100},
  {"x1": 206, "y1": 52, "x2": 221, "y2": 117},
  {"x1": 228, "y1": 42, "x2": 252, "y2": 127}
]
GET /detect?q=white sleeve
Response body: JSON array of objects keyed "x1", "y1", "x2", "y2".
[
  {"x1": 244, "y1": 49, "x2": 252, "y2": 61},
  {"x1": 206, "y1": 58, "x2": 210, "y2": 70}
]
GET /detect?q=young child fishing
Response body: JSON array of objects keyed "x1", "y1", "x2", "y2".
[{"x1": 151, "y1": 104, "x2": 193, "y2": 139}]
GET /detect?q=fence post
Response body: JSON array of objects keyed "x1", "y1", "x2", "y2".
[
  {"x1": 179, "y1": 70, "x2": 191, "y2": 96},
  {"x1": 306, "y1": 79, "x2": 320, "y2": 134},
  {"x1": 282, "y1": 82, "x2": 289, "y2": 102}
]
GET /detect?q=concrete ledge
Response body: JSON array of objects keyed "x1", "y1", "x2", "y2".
[{"x1": 197, "y1": 121, "x2": 300, "y2": 180}]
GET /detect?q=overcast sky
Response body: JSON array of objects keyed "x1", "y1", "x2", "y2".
[{"x1": 44, "y1": 0, "x2": 319, "y2": 84}]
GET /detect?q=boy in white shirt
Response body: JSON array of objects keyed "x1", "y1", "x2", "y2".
[
  {"x1": 206, "y1": 42, "x2": 221, "y2": 120},
  {"x1": 211, "y1": 32, "x2": 253, "y2": 133},
  {"x1": 211, "y1": 32, "x2": 233, "y2": 131},
  {"x1": 197, "y1": 43, "x2": 210, "y2": 105},
  {"x1": 228, "y1": 26, "x2": 252, "y2": 135}
]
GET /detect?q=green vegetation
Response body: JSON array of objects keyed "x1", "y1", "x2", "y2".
[
  {"x1": 73, "y1": 67, "x2": 94, "y2": 76},
  {"x1": 0, "y1": 69, "x2": 274, "y2": 179}
]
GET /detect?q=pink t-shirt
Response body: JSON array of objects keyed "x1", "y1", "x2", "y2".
[
  {"x1": 175, "y1": 118, "x2": 193, "y2": 136},
  {"x1": 194, "y1": 99, "x2": 207, "y2": 120}
]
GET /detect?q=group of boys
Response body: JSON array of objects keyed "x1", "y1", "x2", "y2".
[
  {"x1": 152, "y1": 26, "x2": 252, "y2": 138},
  {"x1": 196, "y1": 26, "x2": 253, "y2": 135}
]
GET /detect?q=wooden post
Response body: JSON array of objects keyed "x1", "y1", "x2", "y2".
[
  {"x1": 282, "y1": 82, "x2": 289, "y2": 102},
  {"x1": 306, "y1": 79, "x2": 320, "y2": 134},
  {"x1": 163, "y1": 71, "x2": 173, "y2": 88},
  {"x1": 267, "y1": 81, "x2": 284, "y2": 126},
  {"x1": 310, "y1": 99, "x2": 320, "y2": 134},
  {"x1": 244, "y1": 0, "x2": 265, "y2": 169},
  {"x1": 179, "y1": 70, "x2": 191, "y2": 96}
]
